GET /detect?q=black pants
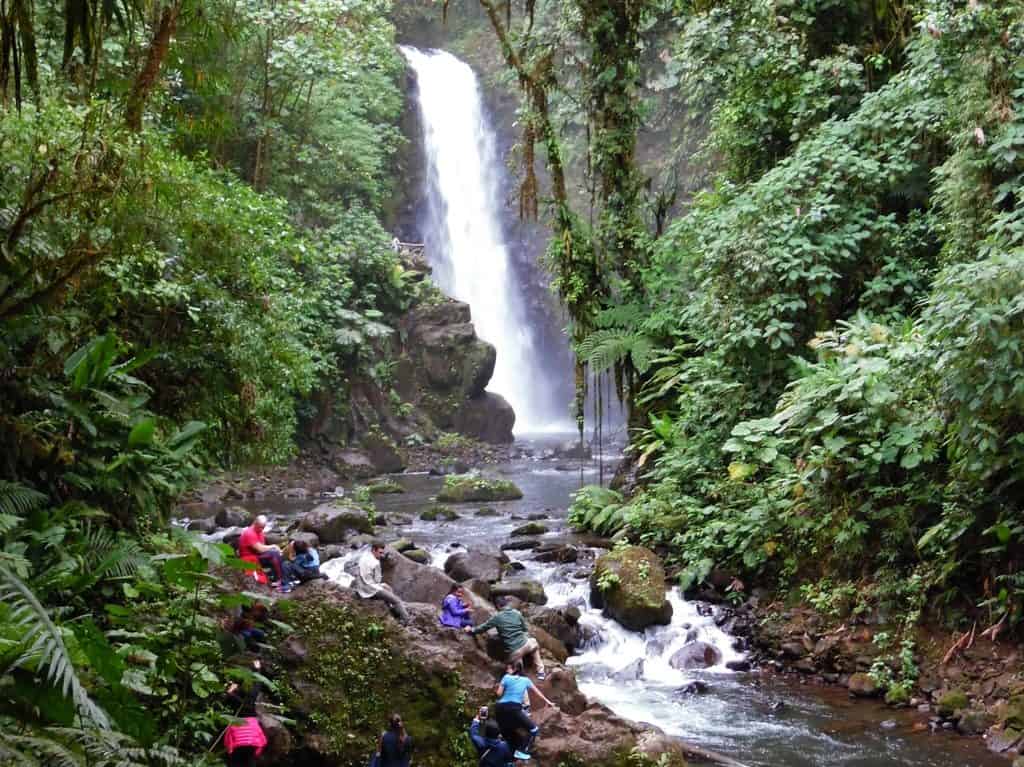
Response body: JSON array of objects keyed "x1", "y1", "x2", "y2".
[
  {"x1": 494, "y1": 702, "x2": 538, "y2": 753},
  {"x1": 227, "y1": 746, "x2": 256, "y2": 767}
]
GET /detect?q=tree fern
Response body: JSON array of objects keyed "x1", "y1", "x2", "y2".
[
  {"x1": 0, "y1": 566, "x2": 110, "y2": 729},
  {"x1": 0, "y1": 481, "x2": 48, "y2": 518},
  {"x1": 0, "y1": 727, "x2": 185, "y2": 767},
  {"x1": 576, "y1": 329, "x2": 656, "y2": 375}
]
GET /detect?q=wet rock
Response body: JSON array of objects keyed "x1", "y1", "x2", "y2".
[
  {"x1": 453, "y1": 392, "x2": 516, "y2": 444},
  {"x1": 781, "y1": 641, "x2": 808, "y2": 659},
  {"x1": 300, "y1": 503, "x2": 373, "y2": 543},
  {"x1": 437, "y1": 475, "x2": 523, "y2": 503},
  {"x1": 957, "y1": 708, "x2": 994, "y2": 736},
  {"x1": 674, "y1": 681, "x2": 710, "y2": 696},
  {"x1": 880, "y1": 720, "x2": 897, "y2": 730},
  {"x1": 534, "y1": 543, "x2": 579, "y2": 564},
  {"x1": 388, "y1": 514, "x2": 414, "y2": 526},
  {"x1": 490, "y1": 579, "x2": 548, "y2": 605},
  {"x1": 726, "y1": 659, "x2": 752, "y2": 672},
  {"x1": 362, "y1": 432, "x2": 405, "y2": 474},
  {"x1": 328, "y1": 448, "x2": 377, "y2": 480},
  {"x1": 402, "y1": 548, "x2": 430, "y2": 565},
  {"x1": 530, "y1": 607, "x2": 583, "y2": 653},
  {"x1": 220, "y1": 527, "x2": 244, "y2": 549},
  {"x1": 382, "y1": 546, "x2": 460, "y2": 606},
  {"x1": 848, "y1": 673, "x2": 880, "y2": 698},
  {"x1": 444, "y1": 550, "x2": 507, "y2": 583},
  {"x1": 553, "y1": 440, "x2": 592, "y2": 460},
  {"x1": 391, "y1": 538, "x2": 414, "y2": 553},
  {"x1": 287, "y1": 531, "x2": 320, "y2": 550},
  {"x1": 528, "y1": 512, "x2": 549, "y2": 521},
  {"x1": 612, "y1": 658, "x2": 645, "y2": 682},
  {"x1": 199, "y1": 482, "x2": 244, "y2": 505},
  {"x1": 475, "y1": 507, "x2": 500, "y2": 517},
  {"x1": 987, "y1": 725, "x2": 1023, "y2": 753},
  {"x1": 512, "y1": 522, "x2": 549, "y2": 537},
  {"x1": 283, "y1": 487, "x2": 309, "y2": 500},
  {"x1": 465, "y1": 577, "x2": 491, "y2": 601},
  {"x1": 257, "y1": 711, "x2": 292, "y2": 761},
  {"x1": 319, "y1": 544, "x2": 346, "y2": 562},
  {"x1": 215, "y1": 506, "x2": 251, "y2": 528},
  {"x1": 590, "y1": 546, "x2": 672, "y2": 631},
  {"x1": 669, "y1": 641, "x2": 722, "y2": 670},
  {"x1": 187, "y1": 517, "x2": 217, "y2": 534},
  {"x1": 419, "y1": 504, "x2": 459, "y2": 521},
  {"x1": 501, "y1": 539, "x2": 540, "y2": 551}
]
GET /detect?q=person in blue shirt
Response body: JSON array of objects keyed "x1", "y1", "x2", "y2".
[
  {"x1": 284, "y1": 539, "x2": 323, "y2": 584},
  {"x1": 493, "y1": 661, "x2": 555, "y2": 759},
  {"x1": 468, "y1": 708, "x2": 514, "y2": 767}
]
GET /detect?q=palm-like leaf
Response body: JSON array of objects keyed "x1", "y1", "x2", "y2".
[
  {"x1": 0, "y1": 480, "x2": 48, "y2": 518},
  {"x1": 577, "y1": 329, "x2": 656, "y2": 374},
  {"x1": 0, "y1": 565, "x2": 110, "y2": 729}
]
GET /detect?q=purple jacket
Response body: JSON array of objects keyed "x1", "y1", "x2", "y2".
[{"x1": 440, "y1": 594, "x2": 472, "y2": 628}]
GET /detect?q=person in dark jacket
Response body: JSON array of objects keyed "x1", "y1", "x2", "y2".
[
  {"x1": 469, "y1": 709, "x2": 514, "y2": 767},
  {"x1": 440, "y1": 584, "x2": 473, "y2": 628},
  {"x1": 465, "y1": 597, "x2": 546, "y2": 677},
  {"x1": 378, "y1": 712, "x2": 413, "y2": 767}
]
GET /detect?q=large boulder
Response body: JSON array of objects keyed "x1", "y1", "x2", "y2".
[
  {"x1": 361, "y1": 431, "x2": 405, "y2": 474},
  {"x1": 327, "y1": 448, "x2": 377, "y2": 480},
  {"x1": 453, "y1": 392, "x2": 515, "y2": 444},
  {"x1": 437, "y1": 475, "x2": 523, "y2": 503},
  {"x1": 300, "y1": 503, "x2": 373, "y2": 544},
  {"x1": 215, "y1": 506, "x2": 250, "y2": 528},
  {"x1": 669, "y1": 641, "x2": 722, "y2": 670},
  {"x1": 529, "y1": 607, "x2": 584, "y2": 653},
  {"x1": 589, "y1": 546, "x2": 672, "y2": 631},
  {"x1": 491, "y1": 579, "x2": 548, "y2": 605},
  {"x1": 444, "y1": 550, "x2": 508, "y2": 583}
]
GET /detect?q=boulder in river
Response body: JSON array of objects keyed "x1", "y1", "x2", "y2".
[
  {"x1": 589, "y1": 545, "x2": 672, "y2": 631},
  {"x1": 553, "y1": 439, "x2": 592, "y2": 460},
  {"x1": 300, "y1": 503, "x2": 373, "y2": 543},
  {"x1": 529, "y1": 607, "x2": 583, "y2": 652},
  {"x1": 491, "y1": 579, "x2": 547, "y2": 605},
  {"x1": 612, "y1": 658, "x2": 645, "y2": 682},
  {"x1": 453, "y1": 392, "x2": 515, "y2": 444},
  {"x1": 402, "y1": 548, "x2": 431, "y2": 565},
  {"x1": 534, "y1": 543, "x2": 579, "y2": 564},
  {"x1": 362, "y1": 431, "x2": 405, "y2": 474},
  {"x1": 436, "y1": 474, "x2": 523, "y2": 503},
  {"x1": 511, "y1": 522, "x2": 549, "y2": 537},
  {"x1": 215, "y1": 506, "x2": 250, "y2": 528},
  {"x1": 669, "y1": 641, "x2": 722, "y2": 670},
  {"x1": 847, "y1": 672, "x2": 880, "y2": 697},
  {"x1": 420, "y1": 504, "x2": 459, "y2": 521},
  {"x1": 444, "y1": 550, "x2": 508, "y2": 583}
]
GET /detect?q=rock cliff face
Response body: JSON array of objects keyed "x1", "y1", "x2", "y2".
[{"x1": 300, "y1": 255, "x2": 516, "y2": 477}]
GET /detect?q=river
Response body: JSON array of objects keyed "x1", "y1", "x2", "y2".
[{"x1": 208, "y1": 434, "x2": 1007, "y2": 767}]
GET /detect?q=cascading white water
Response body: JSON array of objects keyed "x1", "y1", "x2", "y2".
[{"x1": 401, "y1": 47, "x2": 549, "y2": 432}]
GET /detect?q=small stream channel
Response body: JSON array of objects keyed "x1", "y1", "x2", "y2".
[{"x1": 190, "y1": 435, "x2": 1005, "y2": 767}]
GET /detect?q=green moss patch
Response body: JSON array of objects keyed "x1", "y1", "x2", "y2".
[{"x1": 437, "y1": 475, "x2": 523, "y2": 503}]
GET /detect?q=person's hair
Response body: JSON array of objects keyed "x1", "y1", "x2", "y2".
[
  {"x1": 293, "y1": 539, "x2": 309, "y2": 554},
  {"x1": 389, "y1": 712, "x2": 407, "y2": 745},
  {"x1": 448, "y1": 584, "x2": 460, "y2": 595},
  {"x1": 483, "y1": 720, "x2": 501, "y2": 739},
  {"x1": 510, "y1": 660, "x2": 524, "y2": 676},
  {"x1": 496, "y1": 596, "x2": 512, "y2": 609},
  {"x1": 254, "y1": 514, "x2": 268, "y2": 527},
  {"x1": 371, "y1": 541, "x2": 386, "y2": 552}
]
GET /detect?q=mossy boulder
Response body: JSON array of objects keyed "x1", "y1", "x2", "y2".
[
  {"x1": 589, "y1": 546, "x2": 672, "y2": 631},
  {"x1": 436, "y1": 474, "x2": 523, "y2": 503},
  {"x1": 475, "y1": 506, "x2": 500, "y2": 517},
  {"x1": 512, "y1": 522, "x2": 549, "y2": 537},
  {"x1": 420, "y1": 504, "x2": 459, "y2": 521},
  {"x1": 367, "y1": 479, "x2": 405, "y2": 495},
  {"x1": 937, "y1": 689, "x2": 969, "y2": 717},
  {"x1": 491, "y1": 579, "x2": 548, "y2": 605},
  {"x1": 402, "y1": 548, "x2": 430, "y2": 564},
  {"x1": 848, "y1": 673, "x2": 880, "y2": 697},
  {"x1": 300, "y1": 502, "x2": 373, "y2": 543}
]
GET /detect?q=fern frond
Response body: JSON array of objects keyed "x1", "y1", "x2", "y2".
[
  {"x1": 576, "y1": 329, "x2": 658, "y2": 375},
  {"x1": 0, "y1": 566, "x2": 110, "y2": 729},
  {"x1": 82, "y1": 524, "x2": 151, "y2": 581},
  {"x1": 0, "y1": 730, "x2": 77, "y2": 766},
  {"x1": 0, "y1": 481, "x2": 48, "y2": 518}
]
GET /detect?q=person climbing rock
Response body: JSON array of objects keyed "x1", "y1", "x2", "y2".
[
  {"x1": 440, "y1": 584, "x2": 473, "y2": 628},
  {"x1": 377, "y1": 712, "x2": 413, "y2": 767},
  {"x1": 355, "y1": 542, "x2": 409, "y2": 624},
  {"x1": 465, "y1": 597, "x2": 546, "y2": 677},
  {"x1": 238, "y1": 515, "x2": 290, "y2": 593},
  {"x1": 284, "y1": 539, "x2": 324, "y2": 584},
  {"x1": 469, "y1": 707, "x2": 514, "y2": 767},
  {"x1": 223, "y1": 659, "x2": 267, "y2": 767},
  {"x1": 493, "y1": 660, "x2": 554, "y2": 759}
]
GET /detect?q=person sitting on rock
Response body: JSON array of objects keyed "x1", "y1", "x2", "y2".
[
  {"x1": 377, "y1": 712, "x2": 413, "y2": 767},
  {"x1": 465, "y1": 597, "x2": 546, "y2": 678},
  {"x1": 493, "y1": 660, "x2": 554, "y2": 760},
  {"x1": 355, "y1": 542, "x2": 409, "y2": 624},
  {"x1": 440, "y1": 584, "x2": 473, "y2": 629},
  {"x1": 238, "y1": 515, "x2": 290, "y2": 593},
  {"x1": 469, "y1": 707, "x2": 514, "y2": 767},
  {"x1": 284, "y1": 539, "x2": 323, "y2": 584}
]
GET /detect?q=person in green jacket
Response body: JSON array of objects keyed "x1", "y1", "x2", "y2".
[{"x1": 465, "y1": 597, "x2": 546, "y2": 678}]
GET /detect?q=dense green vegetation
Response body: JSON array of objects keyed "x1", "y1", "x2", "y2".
[
  {"x1": 537, "y1": 0, "x2": 1024, "y2": 647},
  {"x1": 0, "y1": 0, "x2": 417, "y2": 762}
]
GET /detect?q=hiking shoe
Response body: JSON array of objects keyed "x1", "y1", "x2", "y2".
[
  {"x1": 537, "y1": 671, "x2": 547, "y2": 680},
  {"x1": 277, "y1": 583, "x2": 293, "y2": 594},
  {"x1": 514, "y1": 751, "x2": 531, "y2": 760}
]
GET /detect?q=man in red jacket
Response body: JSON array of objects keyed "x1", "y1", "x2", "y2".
[{"x1": 238, "y1": 515, "x2": 290, "y2": 593}]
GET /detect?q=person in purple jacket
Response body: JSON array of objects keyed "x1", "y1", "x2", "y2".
[{"x1": 440, "y1": 584, "x2": 473, "y2": 628}]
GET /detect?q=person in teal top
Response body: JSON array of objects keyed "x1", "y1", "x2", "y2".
[{"x1": 493, "y1": 661, "x2": 554, "y2": 759}]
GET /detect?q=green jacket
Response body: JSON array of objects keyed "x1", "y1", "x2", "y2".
[{"x1": 471, "y1": 608, "x2": 528, "y2": 653}]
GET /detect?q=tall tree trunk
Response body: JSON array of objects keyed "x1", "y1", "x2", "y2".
[{"x1": 124, "y1": 1, "x2": 180, "y2": 132}]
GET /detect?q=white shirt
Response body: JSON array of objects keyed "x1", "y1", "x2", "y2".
[{"x1": 355, "y1": 549, "x2": 382, "y2": 598}]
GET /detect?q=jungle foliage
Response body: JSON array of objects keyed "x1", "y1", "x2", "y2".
[
  {"x1": 503, "y1": 0, "x2": 1024, "y2": 636},
  {"x1": 0, "y1": 0, "x2": 413, "y2": 763}
]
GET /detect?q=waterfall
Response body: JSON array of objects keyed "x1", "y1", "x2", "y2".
[{"x1": 401, "y1": 46, "x2": 553, "y2": 433}]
